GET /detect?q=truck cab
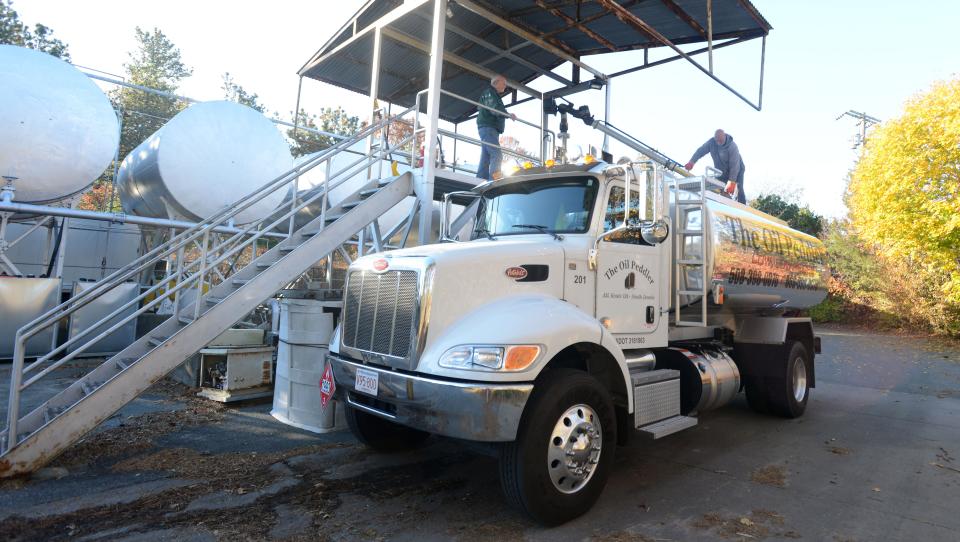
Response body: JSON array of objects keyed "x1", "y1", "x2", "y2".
[{"x1": 327, "y1": 160, "x2": 825, "y2": 525}]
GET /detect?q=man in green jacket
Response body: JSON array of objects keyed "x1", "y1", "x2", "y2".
[{"x1": 476, "y1": 74, "x2": 515, "y2": 180}]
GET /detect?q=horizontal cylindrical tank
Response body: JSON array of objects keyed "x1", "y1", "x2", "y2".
[
  {"x1": 675, "y1": 194, "x2": 828, "y2": 314},
  {"x1": 116, "y1": 101, "x2": 292, "y2": 225},
  {"x1": 0, "y1": 45, "x2": 119, "y2": 205}
]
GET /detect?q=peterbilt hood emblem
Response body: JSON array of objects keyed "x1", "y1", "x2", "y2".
[
  {"x1": 505, "y1": 266, "x2": 528, "y2": 280},
  {"x1": 372, "y1": 258, "x2": 389, "y2": 272}
]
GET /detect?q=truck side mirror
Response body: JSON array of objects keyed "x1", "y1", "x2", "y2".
[{"x1": 440, "y1": 191, "x2": 481, "y2": 242}]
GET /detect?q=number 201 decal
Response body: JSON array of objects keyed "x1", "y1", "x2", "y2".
[{"x1": 573, "y1": 274, "x2": 587, "y2": 284}]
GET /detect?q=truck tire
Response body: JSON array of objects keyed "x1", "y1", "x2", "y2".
[
  {"x1": 766, "y1": 341, "x2": 811, "y2": 418},
  {"x1": 344, "y1": 404, "x2": 429, "y2": 452},
  {"x1": 499, "y1": 369, "x2": 616, "y2": 526}
]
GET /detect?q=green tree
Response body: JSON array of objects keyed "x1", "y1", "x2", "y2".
[
  {"x1": 79, "y1": 27, "x2": 192, "y2": 211},
  {"x1": 287, "y1": 107, "x2": 361, "y2": 157},
  {"x1": 750, "y1": 193, "x2": 824, "y2": 238},
  {"x1": 221, "y1": 72, "x2": 265, "y2": 113},
  {"x1": 0, "y1": 0, "x2": 69, "y2": 59},
  {"x1": 847, "y1": 77, "x2": 960, "y2": 335}
]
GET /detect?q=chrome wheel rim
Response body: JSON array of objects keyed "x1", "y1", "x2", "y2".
[
  {"x1": 792, "y1": 357, "x2": 808, "y2": 402},
  {"x1": 547, "y1": 404, "x2": 602, "y2": 494}
]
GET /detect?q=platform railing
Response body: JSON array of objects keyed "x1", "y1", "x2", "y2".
[
  {"x1": 408, "y1": 88, "x2": 554, "y2": 175},
  {"x1": 5, "y1": 107, "x2": 418, "y2": 450}
]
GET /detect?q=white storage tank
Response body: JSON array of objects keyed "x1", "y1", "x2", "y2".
[
  {"x1": 0, "y1": 45, "x2": 119, "y2": 205},
  {"x1": 116, "y1": 101, "x2": 293, "y2": 225},
  {"x1": 271, "y1": 298, "x2": 344, "y2": 433}
]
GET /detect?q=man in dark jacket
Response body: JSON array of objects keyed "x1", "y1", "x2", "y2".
[
  {"x1": 685, "y1": 129, "x2": 746, "y2": 203},
  {"x1": 476, "y1": 74, "x2": 515, "y2": 180}
]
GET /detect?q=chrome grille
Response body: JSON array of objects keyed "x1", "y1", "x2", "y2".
[{"x1": 342, "y1": 269, "x2": 419, "y2": 360}]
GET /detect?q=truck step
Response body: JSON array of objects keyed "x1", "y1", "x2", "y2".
[
  {"x1": 632, "y1": 369, "x2": 681, "y2": 428},
  {"x1": 678, "y1": 289, "x2": 705, "y2": 296},
  {"x1": 637, "y1": 415, "x2": 698, "y2": 439}
]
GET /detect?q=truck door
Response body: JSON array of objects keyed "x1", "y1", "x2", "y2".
[{"x1": 594, "y1": 181, "x2": 661, "y2": 347}]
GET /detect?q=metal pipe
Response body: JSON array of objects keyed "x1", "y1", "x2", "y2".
[
  {"x1": 437, "y1": 128, "x2": 542, "y2": 164},
  {"x1": 603, "y1": 81, "x2": 611, "y2": 154},
  {"x1": 292, "y1": 76, "x2": 303, "y2": 143},
  {"x1": 440, "y1": 89, "x2": 542, "y2": 131},
  {"x1": 83, "y1": 72, "x2": 196, "y2": 104},
  {"x1": 419, "y1": 0, "x2": 446, "y2": 245},
  {"x1": 758, "y1": 35, "x2": 766, "y2": 110},
  {"x1": 707, "y1": 0, "x2": 714, "y2": 73},
  {"x1": 0, "y1": 201, "x2": 287, "y2": 238}
]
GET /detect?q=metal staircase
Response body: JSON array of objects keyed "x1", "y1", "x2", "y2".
[{"x1": 0, "y1": 107, "x2": 421, "y2": 476}]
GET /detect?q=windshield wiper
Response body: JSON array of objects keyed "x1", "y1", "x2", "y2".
[
  {"x1": 512, "y1": 224, "x2": 562, "y2": 241},
  {"x1": 474, "y1": 227, "x2": 497, "y2": 241}
]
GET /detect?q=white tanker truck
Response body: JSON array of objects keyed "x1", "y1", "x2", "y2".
[{"x1": 323, "y1": 122, "x2": 828, "y2": 525}]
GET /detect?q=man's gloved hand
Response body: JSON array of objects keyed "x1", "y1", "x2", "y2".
[
  {"x1": 724, "y1": 181, "x2": 737, "y2": 195},
  {"x1": 684, "y1": 161, "x2": 694, "y2": 170}
]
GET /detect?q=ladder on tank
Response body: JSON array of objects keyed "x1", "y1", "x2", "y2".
[
  {"x1": 0, "y1": 107, "x2": 425, "y2": 476},
  {"x1": 672, "y1": 169, "x2": 725, "y2": 326}
]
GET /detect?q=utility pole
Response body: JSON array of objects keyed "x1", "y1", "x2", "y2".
[{"x1": 836, "y1": 110, "x2": 881, "y2": 155}]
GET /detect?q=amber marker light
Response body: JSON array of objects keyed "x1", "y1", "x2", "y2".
[
  {"x1": 504, "y1": 345, "x2": 541, "y2": 371},
  {"x1": 522, "y1": 161, "x2": 534, "y2": 169},
  {"x1": 583, "y1": 154, "x2": 596, "y2": 164},
  {"x1": 545, "y1": 159, "x2": 556, "y2": 167}
]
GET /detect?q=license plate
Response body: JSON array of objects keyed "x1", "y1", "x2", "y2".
[{"x1": 355, "y1": 367, "x2": 379, "y2": 396}]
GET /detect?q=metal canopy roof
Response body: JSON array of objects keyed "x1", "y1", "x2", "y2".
[{"x1": 300, "y1": 0, "x2": 771, "y2": 123}]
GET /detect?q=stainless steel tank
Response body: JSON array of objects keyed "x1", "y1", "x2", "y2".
[
  {"x1": 674, "y1": 193, "x2": 828, "y2": 314},
  {"x1": 0, "y1": 45, "x2": 119, "y2": 207},
  {"x1": 116, "y1": 101, "x2": 292, "y2": 225}
]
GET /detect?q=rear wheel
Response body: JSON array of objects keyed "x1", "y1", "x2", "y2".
[
  {"x1": 766, "y1": 341, "x2": 811, "y2": 418},
  {"x1": 344, "y1": 404, "x2": 429, "y2": 452},
  {"x1": 499, "y1": 369, "x2": 616, "y2": 526}
]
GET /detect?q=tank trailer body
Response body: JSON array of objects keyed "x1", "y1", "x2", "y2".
[{"x1": 326, "y1": 161, "x2": 828, "y2": 524}]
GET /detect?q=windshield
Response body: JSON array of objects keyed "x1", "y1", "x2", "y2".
[{"x1": 474, "y1": 177, "x2": 599, "y2": 238}]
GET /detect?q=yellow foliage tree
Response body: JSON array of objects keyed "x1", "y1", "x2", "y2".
[{"x1": 848, "y1": 78, "x2": 960, "y2": 333}]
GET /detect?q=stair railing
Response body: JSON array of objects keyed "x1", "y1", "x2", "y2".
[{"x1": 4, "y1": 106, "x2": 417, "y2": 451}]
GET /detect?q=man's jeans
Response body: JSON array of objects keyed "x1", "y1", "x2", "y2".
[{"x1": 476, "y1": 126, "x2": 502, "y2": 180}]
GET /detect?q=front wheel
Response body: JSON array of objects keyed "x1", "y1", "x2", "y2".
[
  {"x1": 499, "y1": 369, "x2": 616, "y2": 526},
  {"x1": 344, "y1": 403, "x2": 430, "y2": 452}
]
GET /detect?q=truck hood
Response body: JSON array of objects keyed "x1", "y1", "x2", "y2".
[{"x1": 353, "y1": 236, "x2": 567, "y2": 366}]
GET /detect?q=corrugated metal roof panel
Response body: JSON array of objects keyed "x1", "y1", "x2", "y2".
[{"x1": 301, "y1": 0, "x2": 771, "y2": 122}]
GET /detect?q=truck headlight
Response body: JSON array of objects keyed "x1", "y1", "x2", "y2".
[{"x1": 439, "y1": 345, "x2": 541, "y2": 371}]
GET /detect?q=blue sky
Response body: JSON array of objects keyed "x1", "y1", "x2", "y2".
[{"x1": 16, "y1": 0, "x2": 960, "y2": 218}]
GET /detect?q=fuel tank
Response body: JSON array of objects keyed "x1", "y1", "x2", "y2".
[
  {"x1": 0, "y1": 45, "x2": 119, "y2": 209},
  {"x1": 116, "y1": 101, "x2": 292, "y2": 225},
  {"x1": 674, "y1": 192, "x2": 828, "y2": 314}
]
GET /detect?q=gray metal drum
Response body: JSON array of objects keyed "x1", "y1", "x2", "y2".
[
  {"x1": 271, "y1": 299, "x2": 343, "y2": 433},
  {"x1": 116, "y1": 101, "x2": 292, "y2": 225},
  {"x1": 67, "y1": 280, "x2": 139, "y2": 355},
  {"x1": 675, "y1": 194, "x2": 828, "y2": 313},
  {"x1": 0, "y1": 277, "x2": 60, "y2": 358},
  {"x1": 0, "y1": 45, "x2": 119, "y2": 206}
]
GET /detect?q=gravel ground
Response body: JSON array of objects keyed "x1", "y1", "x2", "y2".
[{"x1": 0, "y1": 325, "x2": 958, "y2": 541}]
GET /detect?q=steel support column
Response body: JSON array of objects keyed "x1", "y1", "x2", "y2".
[
  {"x1": 603, "y1": 81, "x2": 612, "y2": 154},
  {"x1": 417, "y1": 0, "x2": 447, "y2": 245}
]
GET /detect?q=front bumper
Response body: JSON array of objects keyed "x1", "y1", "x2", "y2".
[{"x1": 329, "y1": 352, "x2": 533, "y2": 442}]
